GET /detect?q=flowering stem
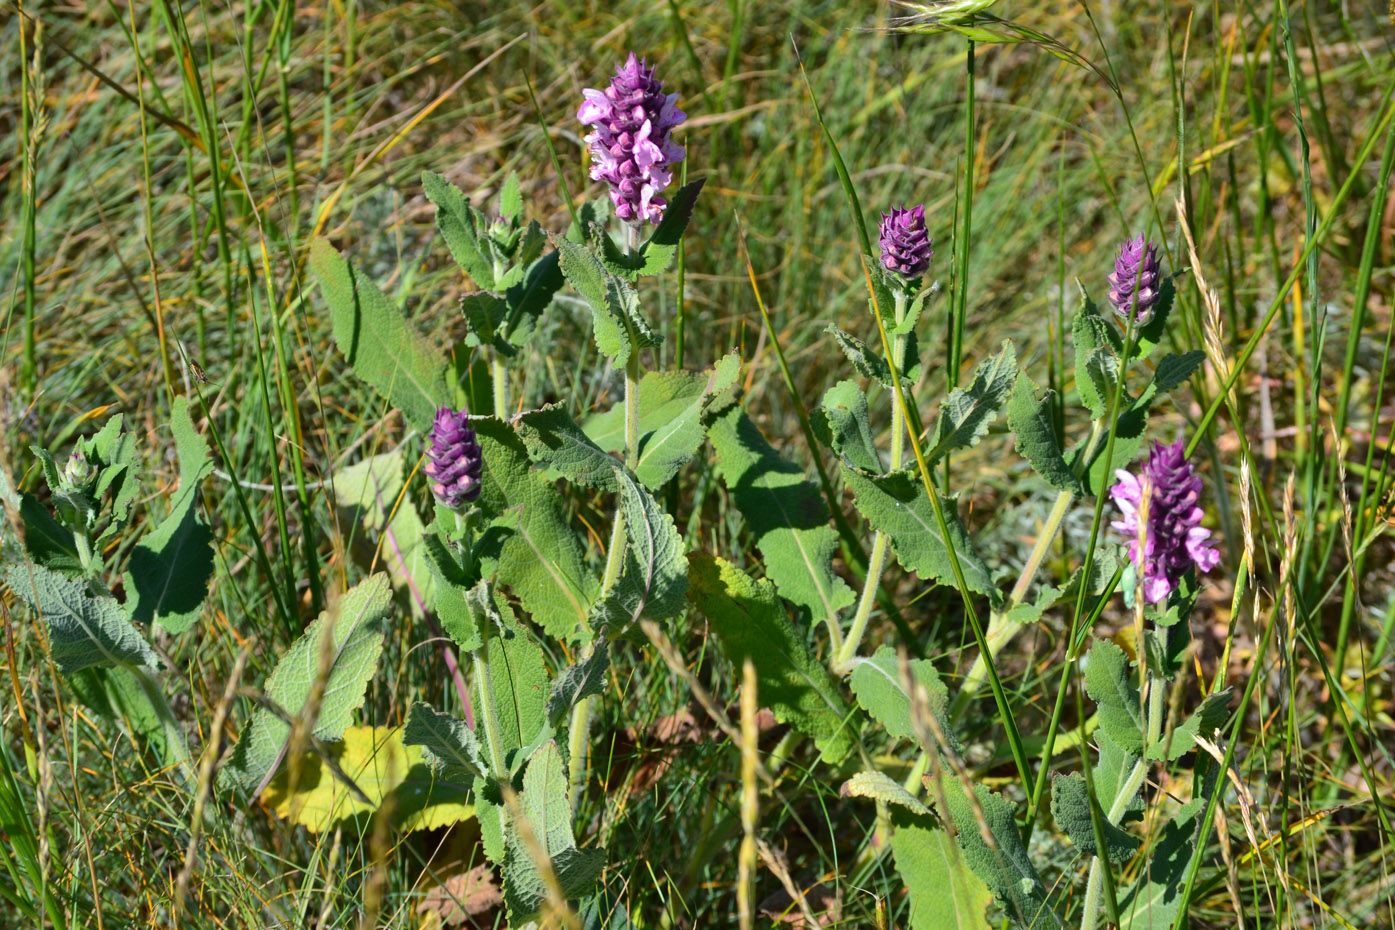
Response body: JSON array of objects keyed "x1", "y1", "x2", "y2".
[
  {"x1": 492, "y1": 358, "x2": 509, "y2": 421},
  {"x1": 836, "y1": 290, "x2": 910, "y2": 673}
]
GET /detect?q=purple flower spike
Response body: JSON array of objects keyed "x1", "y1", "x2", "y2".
[
  {"x1": 425, "y1": 407, "x2": 484, "y2": 510},
  {"x1": 1110, "y1": 440, "x2": 1221, "y2": 604},
  {"x1": 578, "y1": 53, "x2": 687, "y2": 226},
  {"x1": 1108, "y1": 235, "x2": 1163, "y2": 323},
  {"x1": 879, "y1": 205, "x2": 933, "y2": 283}
]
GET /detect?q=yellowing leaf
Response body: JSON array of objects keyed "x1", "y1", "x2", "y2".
[{"x1": 263, "y1": 725, "x2": 474, "y2": 834}]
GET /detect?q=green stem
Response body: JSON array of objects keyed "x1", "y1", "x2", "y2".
[
  {"x1": 492, "y1": 358, "x2": 510, "y2": 421},
  {"x1": 836, "y1": 291, "x2": 910, "y2": 672}
]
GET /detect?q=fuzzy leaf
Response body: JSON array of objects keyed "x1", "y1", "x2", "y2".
[
  {"x1": 462, "y1": 291, "x2": 507, "y2": 349},
  {"x1": 14, "y1": 492, "x2": 82, "y2": 576},
  {"x1": 474, "y1": 596, "x2": 549, "y2": 768},
  {"x1": 474, "y1": 418, "x2": 597, "y2": 642},
  {"x1": 1118, "y1": 796, "x2": 1204, "y2": 930},
  {"x1": 516, "y1": 404, "x2": 622, "y2": 490},
  {"x1": 555, "y1": 235, "x2": 656, "y2": 368},
  {"x1": 404, "y1": 702, "x2": 491, "y2": 780},
  {"x1": 1050, "y1": 772, "x2": 1141, "y2": 863},
  {"x1": 421, "y1": 534, "x2": 483, "y2": 651},
  {"x1": 828, "y1": 325, "x2": 900, "y2": 388},
  {"x1": 5, "y1": 564, "x2": 158, "y2": 674},
  {"x1": 706, "y1": 403, "x2": 856, "y2": 631},
  {"x1": 686, "y1": 554, "x2": 853, "y2": 762},
  {"x1": 547, "y1": 643, "x2": 610, "y2": 729},
  {"x1": 1153, "y1": 690, "x2": 1231, "y2": 762},
  {"x1": 220, "y1": 574, "x2": 393, "y2": 798},
  {"x1": 501, "y1": 250, "x2": 564, "y2": 350},
  {"x1": 924, "y1": 341, "x2": 1017, "y2": 463},
  {"x1": 311, "y1": 238, "x2": 451, "y2": 431},
  {"x1": 1074, "y1": 404, "x2": 1149, "y2": 498},
  {"x1": 842, "y1": 466, "x2": 998, "y2": 604},
  {"x1": 1130, "y1": 352, "x2": 1201, "y2": 416},
  {"x1": 584, "y1": 353, "x2": 739, "y2": 489},
  {"x1": 125, "y1": 397, "x2": 216, "y2": 634},
  {"x1": 934, "y1": 780, "x2": 1063, "y2": 929},
  {"x1": 817, "y1": 380, "x2": 883, "y2": 473},
  {"x1": 264, "y1": 725, "x2": 474, "y2": 834},
  {"x1": 1007, "y1": 373, "x2": 1080, "y2": 494},
  {"x1": 849, "y1": 646, "x2": 950, "y2": 745},
  {"x1": 1128, "y1": 277, "x2": 1178, "y2": 362},
  {"x1": 503, "y1": 741, "x2": 605, "y2": 919},
  {"x1": 1083, "y1": 639, "x2": 1144, "y2": 755},
  {"x1": 423, "y1": 171, "x2": 495, "y2": 289},
  {"x1": 636, "y1": 177, "x2": 705, "y2": 275},
  {"x1": 1073, "y1": 295, "x2": 1122, "y2": 418},
  {"x1": 592, "y1": 471, "x2": 688, "y2": 631},
  {"x1": 890, "y1": 810, "x2": 994, "y2": 930},
  {"x1": 840, "y1": 770, "x2": 930, "y2": 815}
]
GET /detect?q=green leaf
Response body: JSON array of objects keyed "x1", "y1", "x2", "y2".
[
  {"x1": 816, "y1": 380, "x2": 883, "y2": 473},
  {"x1": 924, "y1": 341, "x2": 1017, "y2": 463},
  {"x1": 555, "y1": 235, "x2": 656, "y2": 368},
  {"x1": 849, "y1": 646, "x2": 950, "y2": 745},
  {"x1": 423, "y1": 171, "x2": 495, "y2": 290},
  {"x1": 503, "y1": 741, "x2": 605, "y2": 920},
  {"x1": 1083, "y1": 639, "x2": 1144, "y2": 755},
  {"x1": 219, "y1": 573, "x2": 393, "y2": 798},
  {"x1": 547, "y1": 642, "x2": 610, "y2": 729},
  {"x1": 840, "y1": 769, "x2": 930, "y2": 815},
  {"x1": 474, "y1": 418, "x2": 598, "y2": 642},
  {"x1": 686, "y1": 554, "x2": 854, "y2": 762},
  {"x1": 592, "y1": 471, "x2": 688, "y2": 631},
  {"x1": 499, "y1": 172, "x2": 523, "y2": 221},
  {"x1": 403, "y1": 702, "x2": 491, "y2": 780},
  {"x1": 1133, "y1": 351, "x2": 1205, "y2": 410},
  {"x1": 1154, "y1": 690, "x2": 1231, "y2": 762},
  {"x1": 706, "y1": 403, "x2": 856, "y2": 631},
  {"x1": 635, "y1": 177, "x2": 705, "y2": 275},
  {"x1": 934, "y1": 780, "x2": 1063, "y2": 929},
  {"x1": 841, "y1": 466, "x2": 998, "y2": 604},
  {"x1": 85, "y1": 414, "x2": 140, "y2": 538},
  {"x1": 890, "y1": 809, "x2": 993, "y2": 930},
  {"x1": 461, "y1": 291, "x2": 507, "y2": 349},
  {"x1": 421, "y1": 534, "x2": 483, "y2": 652},
  {"x1": 1118, "y1": 797, "x2": 1204, "y2": 930},
  {"x1": 1007, "y1": 373, "x2": 1080, "y2": 494},
  {"x1": 516, "y1": 404, "x2": 622, "y2": 490},
  {"x1": 16, "y1": 493, "x2": 82, "y2": 575},
  {"x1": 125, "y1": 396, "x2": 215, "y2": 634},
  {"x1": 583, "y1": 353, "x2": 740, "y2": 489},
  {"x1": 474, "y1": 594, "x2": 549, "y2": 767},
  {"x1": 311, "y1": 238, "x2": 451, "y2": 431},
  {"x1": 501, "y1": 250, "x2": 564, "y2": 351},
  {"x1": 1050, "y1": 772, "x2": 1141, "y2": 863},
  {"x1": 1091, "y1": 729, "x2": 1140, "y2": 818},
  {"x1": 4, "y1": 564, "x2": 158, "y2": 674},
  {"x1": 1074, "y1": 404, "x2": 1149, "y2": 498},
  {"x1": 1072, "y1": 294, "x2": 1122, "y2": 418},
  {"x1": 828, "y1": 325, "x2": 901, "y2": 388}
]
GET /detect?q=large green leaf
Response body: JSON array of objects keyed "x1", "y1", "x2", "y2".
[
  {"x1": 1007, "y1": 373, "x2": 1080, "y2": 495},
  {"x1": 706, "y1": 402, "x2": 856, "y2": 632},
  {"x1": 5, "y1": 564, "x2": 158, "y2": 674},
  {"x1": 841, "y1": 466, "x2": 998, "y2": 604},
  {"x1": 501, "y1": 250, "x2": 564, "y2": 352},
  {"x1": 546, "y1": 642, "x2": 610, "y2": 730},
  {"x1": 583, "y1": 353, "x2": 739, "y2": 489},
  {"x1": 1050, "y1": 772, "x2": 1140, "y2": 864},
  {"x1": 923, "y1": 340, "x2": 1017, "y2": 463},
  {"x1": 1133, "y1": 350, "x2": 1205, "y2": 410},
  {"x1": 311, "y1": 238, "x2": 451, "y2": 431},
  {"x1": 473, "y1": 418, "x2": 597, "y2": 642},
  {"x1": 516, "y1": 405, "x2": 622, "y2": 490},
  {"x1": 1153, "y1": 689, "x2": 1231, "y2": 762},
  {"x1": 1072, "y1": 296, "x2": 1121, "y2": 418},
  {"x1": 815, "y1": 380, "x2": 883, "y2": 473},
  {"x1": 848, "y1": 646, "x2": 950, "y2": 746},
  {"x1": 686, "y1": 554, "x2": 853, "y2": 762},
  {"x1": 333, "y1": 450, "x2": 437, "y2": 619},
  {"x1": 473, "y1": 592, "x2": 549, "y2": 768},
  {"x1": 126, "y1": 396, "x2": 215, "y2": 634},
  {"x1": 1118, "y1": 797, "x2": 1204, "y2": 930},
  {"x1": 502, "y1": 740, "x2": 605, "y2": 920},
  {"x1": 1083, "y1": 639, "x2": 1144, "y2": 755},
  {"x1": 592, "y1": 471, "x2": 688, "y2": 631},
  {"x1": 423, "y1": 171, "x2": 496, "y2": 290},
  {"x1": 890, "y1": 809, "x2": 993, "y2": 930},
  {"x1": 403, "y1": 702, "x2": 491, "y2": 780},
  {"x1": 555, "y1": 235, "x2": 656, "y2": 368},
  {"x1": 220, "y1": 573, "x2": 393, "y2": 798},
  {"x1": 934, "y1": 779, "x2": 1062, "y2": 929}
]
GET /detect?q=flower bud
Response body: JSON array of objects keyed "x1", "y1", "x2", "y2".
[
  {"x1": 1108, "y1": 235, "x2": 1163, "y2": 323},
  {"x1": 425, "y1": 407, "x2": 484, "y2": 510},
  {"x1": 878, "y1": 205, "x2": 933, "y2": 285},
  {"x1": 64, "y1": 448, "x2": 95, "y2": 488}
]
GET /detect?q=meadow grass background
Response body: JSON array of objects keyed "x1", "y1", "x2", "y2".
[{"x1": 2, "y1": 0, "x2": 1394, "y2": 926}]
